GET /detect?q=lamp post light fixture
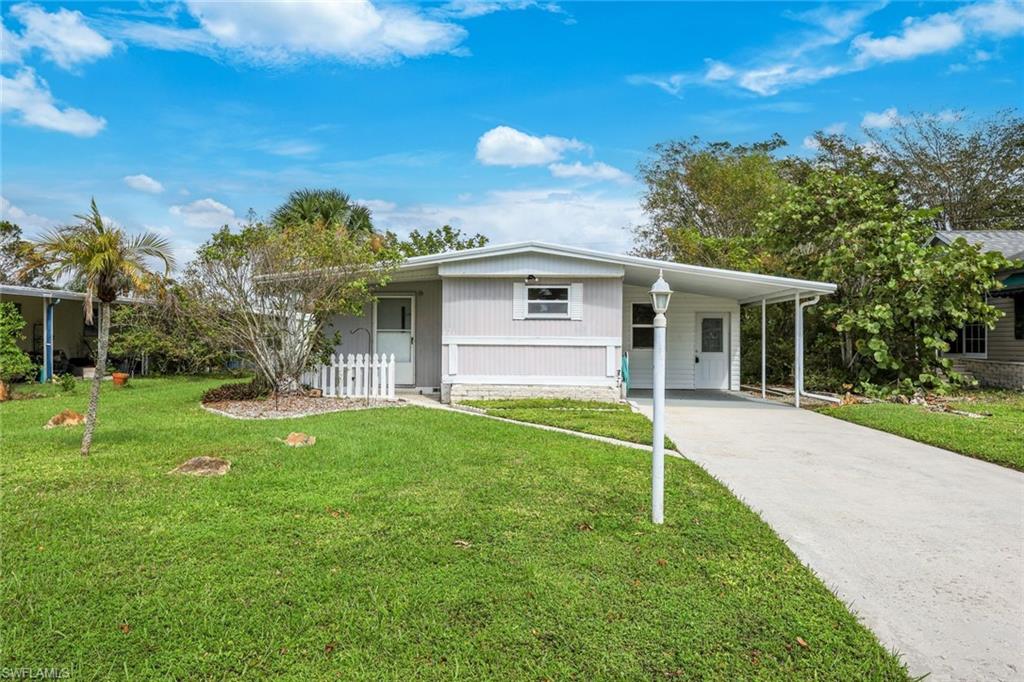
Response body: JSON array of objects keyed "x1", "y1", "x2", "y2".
[{"x1": 649, "y1": 270, "x2": 672, "y2": 525}]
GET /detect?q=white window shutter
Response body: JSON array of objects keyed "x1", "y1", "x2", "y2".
[
  {"x1": 569, "y1": 283, "x2": 583, "y2": 320},
  {"x1": 512, "y1": 282, "x2": 526, "y2": 320}
]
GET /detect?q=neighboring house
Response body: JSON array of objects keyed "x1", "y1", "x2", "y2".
[
  {"x1": 0, "y1": 284, "x2": 132, "y2": 382},
  {"x1": 929, "y1": 230, "x2": 1024, "y2": 390},
  {"x1": 325, "y1": 242, "x2": 835, "y2": 402}
]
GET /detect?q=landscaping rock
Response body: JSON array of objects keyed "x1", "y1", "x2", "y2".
[
  {"x1": 171, "y1": 456, "x2": 231, "y2": 476},
  {"x1": 282, "y1": 432, "x2": 316, "y2": 447},
  {"x1": 43, "y1": 409, "x2": 85, "y2": 429}
]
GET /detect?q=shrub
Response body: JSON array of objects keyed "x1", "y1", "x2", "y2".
[
  {"x1": 55, "y1": 373, "x2": 76, "y2": 393},
  {"x1": 0, "y1": 302, "x2": 36, "y2": 400},
  {"x1": 201, "y1": 379, "x2": 270, "y2": 403}
]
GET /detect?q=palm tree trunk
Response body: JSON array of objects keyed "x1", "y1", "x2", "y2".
[{"x1": 80, "y1": 302, "x2": 110, "y2": 456}]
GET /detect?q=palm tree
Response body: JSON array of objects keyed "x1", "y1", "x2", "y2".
[
  {"x1": 27, "y1": 199, "x2": 175, "y2": 455},
  {"x1": 270, "y1": 189, "x2": 373, "y2": 233}
]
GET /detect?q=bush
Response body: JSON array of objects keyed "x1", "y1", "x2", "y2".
[
  {"x1": 55, "y1": 373, "x2": 76, "y2": 393},
  {"x1": 201, "y1": 379, "x2": 270, "y2": 403}
]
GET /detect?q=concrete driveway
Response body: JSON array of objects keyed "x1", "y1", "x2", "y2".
[{"x1": 632, "y1": 391, "x2": 1024, "y2": 682}]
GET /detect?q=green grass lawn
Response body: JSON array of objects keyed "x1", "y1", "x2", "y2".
[
  {"x1": 819, "y1": 390, "x2": 1024, "y2": 471},
  {"x1": 460, "y1": 398, "x2": 677, "y2": 450},
  {"x1": 1, "y1": 378, "x2": 905, "y2": 680}
]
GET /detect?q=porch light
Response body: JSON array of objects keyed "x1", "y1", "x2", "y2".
[{"x1": 649, "y1": 270, "x2": 672, "y2": 314}]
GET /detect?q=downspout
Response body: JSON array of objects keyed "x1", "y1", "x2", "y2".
[{"x1": 796, "y1": 295, "x2": 840, "y2": 406}]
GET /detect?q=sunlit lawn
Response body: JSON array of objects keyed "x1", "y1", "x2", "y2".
[
  {"x1": 820, "y1": 390, "x2": 1024, "y2": 471},
  {"x1": 1, "y1": 378, "x2": 905, "y2": 679}
]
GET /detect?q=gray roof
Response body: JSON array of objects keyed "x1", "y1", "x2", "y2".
[{"x1": 930, "y1": 230, "x2": 1024, "y2": 260}]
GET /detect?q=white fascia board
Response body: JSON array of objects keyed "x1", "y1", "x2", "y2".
[
  {"x1": 442, "y1": 335, "x2": 621, "y2": 346},
  {"x1": 401, "y1": 241, "x2": 837, "y2": 295}
]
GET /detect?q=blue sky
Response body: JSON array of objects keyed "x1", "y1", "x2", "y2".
[{"x1": 2, "y1": 1, "x2": 1022, "y2": 265}]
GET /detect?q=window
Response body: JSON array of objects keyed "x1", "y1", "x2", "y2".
[
  {"x1": 948, "y1": 323, "x2": 986, "y2": 356},
  {"x1": 701, "y1": 317, "x2": 724, "y2": 353},
  {"x1": 631, "y1": 303, "x2": 655, "y2": 349},
  {"x1": 526, "y1": 285, "x2": 569, "y2": 318},
  {"x1": 1015, "y1": 294, "x2": 1023, "y2": 341}
]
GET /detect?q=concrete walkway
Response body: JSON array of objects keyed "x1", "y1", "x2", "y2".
[{"x1": 633, "y1": 391, "x2": 1024, "y2": 682}]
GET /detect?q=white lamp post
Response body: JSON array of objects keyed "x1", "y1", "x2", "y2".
[{"x1": 649, "y1": 270, "x2": 672, "y2": 525}]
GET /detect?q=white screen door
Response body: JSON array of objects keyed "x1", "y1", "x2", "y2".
[
  {"x1": 695, "y1": 313, "x2": 728, "y2": 389},
  {"x1": 375, "y1": 296, "x2": 415, "y2": 385}
]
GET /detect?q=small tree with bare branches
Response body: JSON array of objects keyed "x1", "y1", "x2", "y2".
[{"x1": 184, "y1": 217, "x2": 399, "y2": 394}]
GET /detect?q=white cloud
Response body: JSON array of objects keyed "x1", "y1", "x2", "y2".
[
  {"x1": 170, "y1": 198, "x2": 237, "y2": 228},
  {"x1": 370, "y1": 187, "x2": 642, "y2": 252},
  {"x1": 439, "y1": 0, "x2": 564, "y2": 19},
  {"x1": 802, "y1": 122, "x2": 847, "y2": 150},
  {"x1": 625, "y1": 73, "x2": 688, "y2": 96},
  {"x1": 1, "y1": 18, "x2": 25, "y2": 64},
  {"x1": 0, "y1": 68, "x2": 106, "y2": 136},
  {"x1": 0, "y1": 195, "x2": 55, "y2": 231},
  {"x1": 704, "y1": 60, "x2": 736, "y2": 82},
  {"x1": 123, "y1": 174, "x2": 165, "y2": 194},
  {"x1": 853, "y1": 1, "x2": 1024, "y2": 64},
  {"x1": 357, "y1": 198, "x2": 398, "y2": 212},
  {"x1": 737, "y1": 63, "x2": 844, "y2": 96},
  {"x1": 958, "y1": 0, "x2": 1024, "y2": 38},
  {"x1": 7, "y1": 3, "x2": 113, "y2": 70},
  {"x1": 852, "y1": 13, "x2": 965, "y2": 63},
  {"x1": 476, "y1": 126, "x2": 586, "y2": 167},
  {"x1": 115, "y1": 0, "x2": 467, "y2": 66},
  {"x1": 548, "y1": 161, "x2": 630, "y2": 184},
  {"x1": 630, "y1": 1, "x2": 1024, "y2": 97},
  {"x1": 257, "y1": 139, "x2": 320, "y2": 157},
  {"x1": 861, "y1": 107, "x2": 902, "y2": 129}
]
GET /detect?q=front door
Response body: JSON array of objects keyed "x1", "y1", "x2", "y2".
[
  {"x1": 375, "y1": 296, "x2": 415, "y2": 386},
  {"x1": 695, "y1": 313, "x2": 728, "y2": 389}
]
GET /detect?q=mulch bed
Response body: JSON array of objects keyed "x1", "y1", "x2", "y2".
[{"x1": 203, "y1": 394, "x2": 406, "y2": 420}]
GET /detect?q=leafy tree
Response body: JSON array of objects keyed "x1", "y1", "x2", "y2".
[
  {"x1": 109, "y1": 285, "x2": 233, "y2": 376},
  {"x1": 758, "y1": 168, "x2": 1011, "y2": 391},
  {"x1": 25, "y1": 200, "x2": 174, "y2": 455},
  {"x1": 1, "y1": 220, "x2": 53, "y2": 287},
  {"x1": 865, "y1": 109, "x2": 1024, "y2": 231},
  {"x1": 271, "y1": 189, "x2": 373, "y2": 233},
  {"x1": 394, "y1": 225, "x2": 488, "y2": 257},
  {"x1": 0, "y1": 301, "x2": 35, "y2": 400},
  {"x1": 633, "y1": 134, "x2": 790, "y2": 262},
  {"x1": 184, "y1": 210, "x2": 400, "y2": 394}
]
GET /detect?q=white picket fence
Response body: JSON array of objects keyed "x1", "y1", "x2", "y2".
[{"x1": 301, "y1": 353, "x2": 396, "y2": 399}]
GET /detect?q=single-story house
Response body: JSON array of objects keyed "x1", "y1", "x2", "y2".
[
  {"x1": 0, "y1": 284, "x2": 144, "y2": 382},
  {"x1": 929, "y1": 231, "x2": 1024, "y2": 390},
  {"x1": 324, "y1": 242, "x2": 836, "y2": 403}
]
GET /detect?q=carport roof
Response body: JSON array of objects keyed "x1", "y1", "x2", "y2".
[{"x1": 398, "y1": 241, "x2": 836, "y2": 303}]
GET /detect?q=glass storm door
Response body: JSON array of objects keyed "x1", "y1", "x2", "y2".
[
  {"x1": 695, "y1": 313, "x2": 728, "y2": 389},
  {"x1": 375, "y1": 296, "x2": 415, "y2": 386}
]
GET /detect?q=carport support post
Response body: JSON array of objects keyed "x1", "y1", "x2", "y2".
[
  {"x1": 651, "y1": 310, "x2": 666, "y2": 524},
  {"x1": 41, "y1": 296, "x2": 55, "y2": 384},
  {"x1": 761, "y1": 298, "x2": 766, "y2": 399},
  {"x1": 794, "y1": 292, "x2": 802, "y2": 409}
]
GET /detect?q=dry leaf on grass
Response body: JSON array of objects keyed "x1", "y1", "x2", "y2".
[{"x1": 453, "y1": 539, "x2": 472, "y2": 549}]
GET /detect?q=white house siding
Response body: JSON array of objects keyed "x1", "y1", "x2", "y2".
[
  {"x1": 621, "y1": 285, "x2": 741, "y2": 391},
  {"x1": 324, "y1": 280, "x2": 442, "y2": 389},
  {"x1": 441, "y1": 278, "x2": 621, "y2": 337},
  {"x1": 456, "y1": 345, "x2": 606, "y2": 376},
  {"x1": 441, "y1": 276, "x2": 623, "y2": 401},
  {"x1": 988, "y1": 296, "x2": 1023, "y2": 362}
]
